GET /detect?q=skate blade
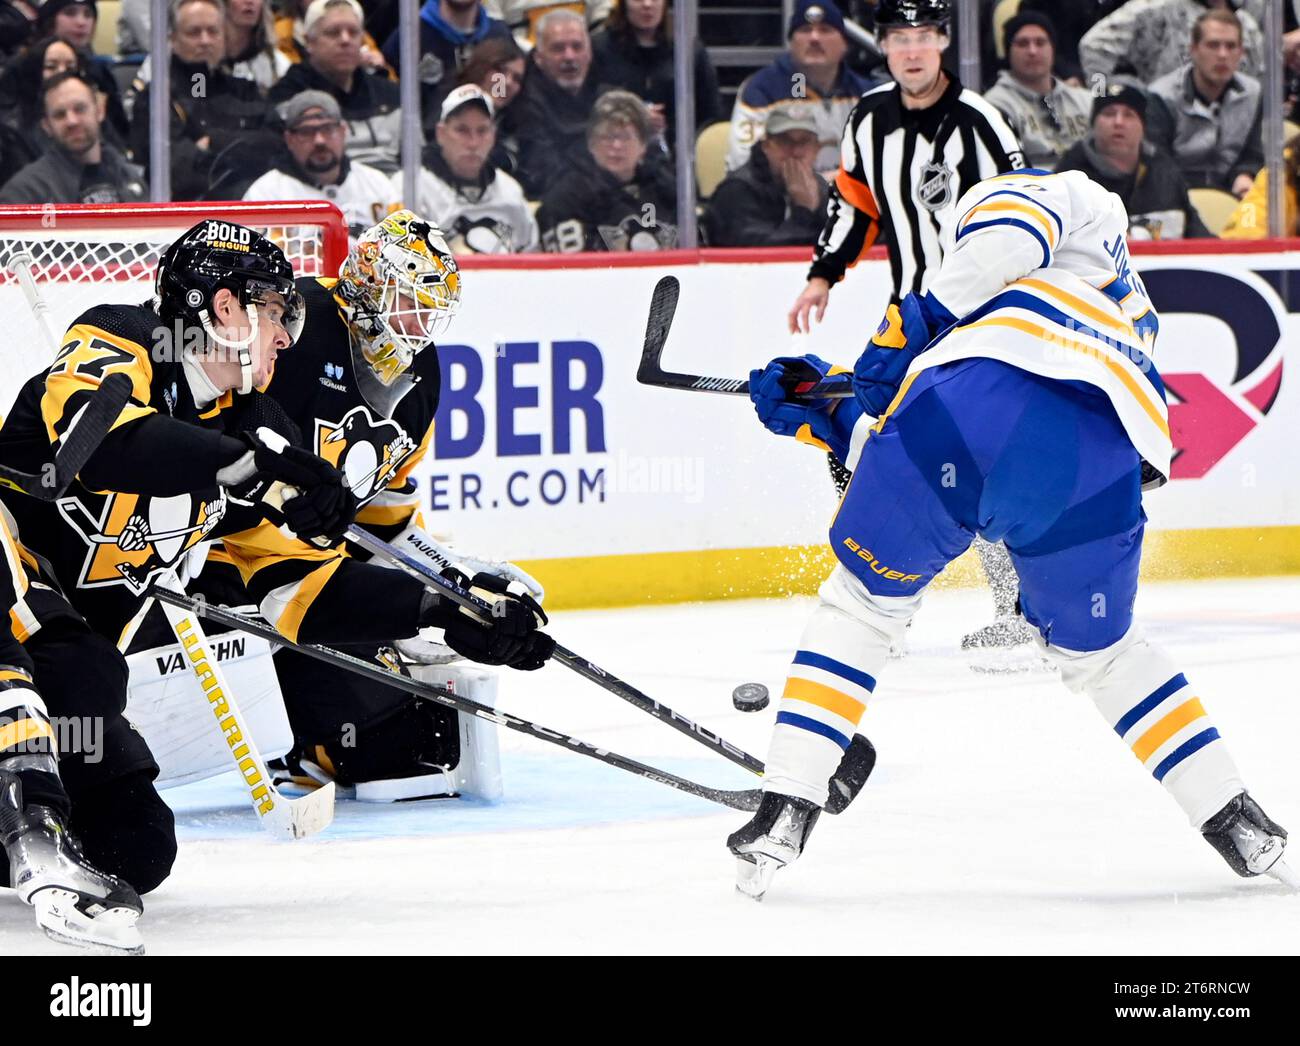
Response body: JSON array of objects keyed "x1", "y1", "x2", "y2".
[
  {"x1": 32, "y1": 889, "x2": 144, "y2": 955},
  {"x1": 735, "y1": 856, "x2": 781, "y2": 902},
  {"x1": 1264, "y1": 858, "x2": 1300, "y2": 891}
]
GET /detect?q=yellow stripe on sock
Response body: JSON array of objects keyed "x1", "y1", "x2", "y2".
[
  {"x1": 1131, "y1": 698, "x2": 1206, "y2": 763},
  {"x1": 782, "y1": 677, "x2": 866, "y2": 723},
  {"x1": 0, "y1": 669, "x2": 32, "y2": 683}
]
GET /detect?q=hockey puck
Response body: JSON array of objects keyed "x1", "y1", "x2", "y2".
[{"x1": 731, "y1": 682, "x2": 770, "y2": 712}]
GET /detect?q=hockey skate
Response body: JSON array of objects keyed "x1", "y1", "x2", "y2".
[
  {"x1": 727, "y1": 792, "x2": 821, "y2": 901},
  {"x1": 0, "y1": 772, "x2": 144, "y2": 954},
  {"x1": 1201, "y1": 792, "x2": 1298, "y2": 889}
]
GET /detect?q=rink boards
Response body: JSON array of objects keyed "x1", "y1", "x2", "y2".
[{"x1": 432, "y1": 241, "x2": 1300, "y2": 607}]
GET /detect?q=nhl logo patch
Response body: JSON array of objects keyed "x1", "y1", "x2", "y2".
[{"x1": 916, "y1": 161, "x2": 954, "y2": 212}]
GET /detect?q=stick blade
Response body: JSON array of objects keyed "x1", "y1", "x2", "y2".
[
  {"x1": 636, "y1": 275, "x2": 680, "y2": 385},
  {"x1": 824, "y1": 733, "x2": 876, "y2": 815}
]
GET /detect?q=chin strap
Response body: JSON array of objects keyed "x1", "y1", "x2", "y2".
[{"x1": 200, "y1": 301, "x2": 261, "y2": 395}]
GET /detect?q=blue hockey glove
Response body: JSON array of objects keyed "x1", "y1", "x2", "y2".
[
  {"x1": 748, "y1": 355, "x2": 848, "y2": 450},
  {"x1": 852, "y1": 292, "x2": 956, "y2": 416}
]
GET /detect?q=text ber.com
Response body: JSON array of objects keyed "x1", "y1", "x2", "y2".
[{"x1": 429, "y1": 341, "x2": 705, "y2": 510}]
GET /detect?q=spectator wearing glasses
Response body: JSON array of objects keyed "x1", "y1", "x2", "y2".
[
  {"x1": 538, "y1": 89, "x2": 676, "y2": 252},
  {"x1": 243, "y1": 90, "x2": 396, "y2": 239},
  {"x1": 0, "y1": 71, "x2": 145, "y2": 203},
  {"x1": 983, "y1": 12, "x2": 1091, "y2": 171},
  {"x1": 269, "y1": 0, "x2": 406, "y2": 173}
]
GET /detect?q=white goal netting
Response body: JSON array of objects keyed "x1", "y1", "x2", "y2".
[{"x1": 0, "y1": 202, "x2": 348, "y2": 411}]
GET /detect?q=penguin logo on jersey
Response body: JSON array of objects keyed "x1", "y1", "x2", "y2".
[
  {"x1": 58, "y1": 491, "x2": 227, "y2": 594},
  {"x1": 916, "y1": 161, "x2": 954, "y2": 212},
  {"x1": 314, "y1": 406, "x2": 417, "y2": 502}
]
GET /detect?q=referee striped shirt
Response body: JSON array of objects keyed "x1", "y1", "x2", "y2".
[{"x1": 809, "y1": 74, "x2": 1026, "y2": 302}]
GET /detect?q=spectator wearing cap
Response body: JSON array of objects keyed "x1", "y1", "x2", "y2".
[
  {"x1": 129, "y1": 0, "x2": 275, "y2": 200},
  {"x1": 705, "y1": 106, "x2": 827, "y2": 247},
  {"x1": 983, "y1": 12, "x2": 1091, "y2": 171},
  {"x1": 398, "y1": 84, "x2": 537, "y2": 253},
  {"x1": 726, "y1": 0, "x2": 877, "y2": 176},
  {"x1": 243, "y1": 91, "x2": 395, "y2": 239},
  {"x1": 591, "y1": 0, "x2": 723, "y2": 149},
  {"x1": 538, "y1": 89, "x2": 676, "y2": 252},
  {"x1": 0, "y1": 71, "x2": 145, "y2": 203},
  {"x1": 1015, "y1": 0, "x2": 1126, "y2": 83},
  {"x1": 1079, "y1": 0, "x2": 1267, "y2": 87},
  {"x1": 380, "y1": 0, "x2": 512, "y2": 135},
  {"x1": 36, "y1": 0, "x2": 95, "y2": 50},
  {"x1": 446, "y1": 34, "x2": 526, "y2": 174},
  {"x1": 269, "y1": 0, "x2": 406, "y2": 173},
  {"x1": 514, "y1": 8, "x2": 602, "y2": 197},
  {"x1": 1146, "y1": 8, "x2": 1262, "y2": 198},
  {"x1": 1056, "y1": 83, "x2": 1211, "y2": 239}
]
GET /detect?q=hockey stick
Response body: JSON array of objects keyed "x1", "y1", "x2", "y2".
[
  {"x1": 635, "y1": 275, "x2": 853, "y2": 400},
  {"x1": 344, "y1": 525, "x2": 876, "y2": 815},
  {"x1": 148, "y1": 571, "x2": 336, "y2": 839},
  {"x1": 0, "y1": 372, "x2": 133, "y2": 499},
  {"x1": 10, "y1": 255, "x2": 334, "y2": 840},
  {"x1": 149, "y1": 585, "x2": 767, "y2": 813}
]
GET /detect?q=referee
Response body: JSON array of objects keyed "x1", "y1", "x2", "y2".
[{"x1": 788, "y1": 0, "x2": 1033, "y2": 650}]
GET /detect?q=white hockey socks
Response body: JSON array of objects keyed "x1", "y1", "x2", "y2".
[
  {"x1": 1047, "y1": 628, "x2": 1246, "y2": 828},
  {"x1": 764, "y1": 568, "x2": 915, "y2": 807}
]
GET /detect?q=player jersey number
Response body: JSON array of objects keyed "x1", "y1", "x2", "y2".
[{"x1": 51, "y1": 336, "x2": 137, "y2": 379}]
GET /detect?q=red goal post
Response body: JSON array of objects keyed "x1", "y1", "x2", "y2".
[{"x1": 0, "y1": 201, "x2": 349, "y2": 405}]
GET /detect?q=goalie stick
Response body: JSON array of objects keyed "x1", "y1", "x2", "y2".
[
  {"x1": 149, "y1": 585, "x2": 767, "y2": 813},
  {"x1": 636, "y1": 275, "x2": 853, "y2": 400},
  {"x1": 344, "y1": 525, "x2": 876, "y2": 815},
  {"x1": 0, "y1": 372, "x2": 133, "y2": 499}
]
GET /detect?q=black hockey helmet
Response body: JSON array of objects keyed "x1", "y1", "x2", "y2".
[
  {"x1": 874, "y1": 0, "x2": 950, "y2": 31},
  {"x1": 155, "y1": 219, "x2": 306, "y2": 392}
]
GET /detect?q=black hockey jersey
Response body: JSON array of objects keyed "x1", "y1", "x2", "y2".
[
  {"x1": 218, "y1": 276, "x2": 439, "y2": 645},
  {"x1": 0, "y1": 301, "x2": 264, "y2": 642}
]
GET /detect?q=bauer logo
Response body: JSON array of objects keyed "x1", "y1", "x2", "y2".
[{"x1": 49, "y1": 978, "x2": 151, "y2": 1026}]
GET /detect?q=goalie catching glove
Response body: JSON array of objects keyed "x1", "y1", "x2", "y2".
[
  {"x1": 216, "y1": 427, "x2": 359, "y2": 542},
  {"x1": 420, "y1": 569, "x2": 555, "y2": 671}
]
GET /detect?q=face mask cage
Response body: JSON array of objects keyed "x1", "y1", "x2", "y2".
[{"x1": 243, "y1": 278, "x2": 307, "y2": 344}]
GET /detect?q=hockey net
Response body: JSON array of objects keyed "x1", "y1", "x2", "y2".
[{"x1": 0, "y1": 201, "x2": 349, "y2": 409}]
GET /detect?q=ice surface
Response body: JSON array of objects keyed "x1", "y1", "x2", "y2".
[{"x1": 2, "y1": 577, "x2": 1297, "y2": 954}]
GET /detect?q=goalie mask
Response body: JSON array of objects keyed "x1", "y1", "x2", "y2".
[
  {"x1": 156, "y1": 220, "x2": 306, "y2": 394},
  {"x1": 335, "y1": 210, "x2": 461, "y2": 386}
]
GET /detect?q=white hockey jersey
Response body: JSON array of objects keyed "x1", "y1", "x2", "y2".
[
  {"x1": 906, "y1": 169, "x2": 1170, "y2": 484},
  {"x1": 243, "y1": 161, "x2": 398, "y2": 242},
  {"x1": 397, "y1": 166, "x2": 539, "y2": 254}
]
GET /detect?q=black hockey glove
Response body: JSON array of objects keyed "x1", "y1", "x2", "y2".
[
  {"x1": 431, "y1": 570, "x2": 555, "y2": 671},
  {"x1": 218, "y1": 428, "x2": 359, "y2": 542}
]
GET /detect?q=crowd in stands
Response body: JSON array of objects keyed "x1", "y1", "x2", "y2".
[{"x1": 0, "y1": 0, "x2": 1296, "y2": 243}]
